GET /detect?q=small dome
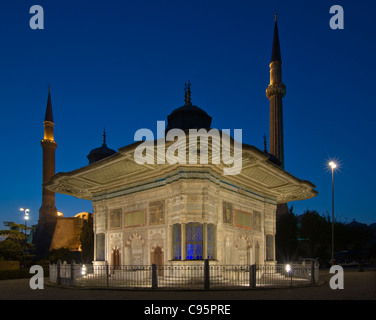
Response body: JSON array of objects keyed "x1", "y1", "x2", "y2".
[
  {"x1": 166, "y1": 101, "x2": 212, "y2": 132},
  {"x1": 87, "y1": 130, "x2": 116, "y2": 164},
  {"x1": 166, "y1": 81, "x2": 212, "y2": 132}
]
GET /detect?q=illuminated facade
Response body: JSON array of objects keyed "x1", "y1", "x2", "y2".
[{"x1": 45, "y1": 130, "x2": 316, "y2": 268}]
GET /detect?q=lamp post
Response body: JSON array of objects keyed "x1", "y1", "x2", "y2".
[
  {"x1": 20, "y1": 208, "x2": 30, "y2": 236},
  {"x1": 328, "y1": 162, "x2": 336, "y2": 266},
  {"x1": 19, "y1": 208, "x2": 30, "y2": 268}
]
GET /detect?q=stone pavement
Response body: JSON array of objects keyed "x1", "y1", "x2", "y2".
[{"x1": 0, "y1": 269, "x2": 375, "y2": 300}]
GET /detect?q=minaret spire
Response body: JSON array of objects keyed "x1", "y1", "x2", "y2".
[
  {"x1": 271, "y1": 12, "x2": 282, "y2": 63},
  {"x1": 266, "y1": 13, "x2": 286, "y2": 169},
  {"x1": 44, "y1": 85, "x2": 54, "y2": 123}
]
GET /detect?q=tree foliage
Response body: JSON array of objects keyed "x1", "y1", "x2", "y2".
[
  {"x1": 299, "y1": 210, "x2": 329, "y2": 257},
  {"x1": 0, "y1": 239, "x2": 25, "y2": 261},
  {"x1": 276, "y1": 208, "x2": 376, "y2": 265},
  {"x1": 276, "y1": 206, "x2": 298, "y2": 262},
  {"x1": 0, "y1": 222, "x2": 34, "y2": 265},
  {"x1": 46, "y1": 247, "x2": 78, "y2": 264},
  {"x1": 79, "y1": 213, "x2": 94, "y2": 264}
]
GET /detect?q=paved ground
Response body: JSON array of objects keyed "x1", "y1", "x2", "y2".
[
  {"x1": 1, "y1": 269, "x2": 374, "y2": 319},
  {"x1": 0, "y1": 269, "x2": 375, "y2": 300}
]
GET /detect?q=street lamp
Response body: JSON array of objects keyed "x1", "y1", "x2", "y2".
[
  {"x1": 20, "y1": 208, "x2": 30, "y2": 236},
  {"x1": 328, "y1": 162, "x2": 337, "y2": 266}
]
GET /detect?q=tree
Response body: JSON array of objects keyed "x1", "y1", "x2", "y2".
[
  {"x1": 0, "y1": 221, "x2": 32, "y2": 241},
  {"x1": 79, "y1": 213, "x2": 94, "y2": 264},
  {"x1": 0, "y1": 239, "x2": 25, "y2": 261},
  {"x1": 299, "y1": 210, "x2": 328, "y2": 258},
  {"x1": 0, "y1": 222, "x2": 34, "y2": 266},
  {"x1": 276, "y1": 206, "x2": 298, "y2": 262}
]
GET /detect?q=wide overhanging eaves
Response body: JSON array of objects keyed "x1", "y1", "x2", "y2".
[{"x1": 44, "y1": 139, "x2": 317, "y2": 203}]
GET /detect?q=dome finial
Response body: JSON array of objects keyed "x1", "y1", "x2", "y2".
[
  {"x1": 184, "y1": 80, "x2": 191, "y2": 104},
  {"x1": 103, "y1": 127, "x2": 106, "y2": 144},
  {"x1": 275, "y1": 10, "x2": 277, "y2": 22},
  {"x1": 263, "y1": 134, "x2": 268, "y2": 153}
]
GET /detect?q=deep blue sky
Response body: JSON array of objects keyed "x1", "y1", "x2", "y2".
[{"x1": 0, "y1": 0, "x2": 375, "y2": 228}]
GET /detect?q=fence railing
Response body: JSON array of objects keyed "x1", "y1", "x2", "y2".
[{"x1": 49, "y1": 260, "x2": 319, "y2": 290}]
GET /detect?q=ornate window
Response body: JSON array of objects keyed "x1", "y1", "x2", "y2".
[
  {"x1": 124, "y1": 210, "x2": 146, "y2": 227},
  {"x1": 186, "y1": 223, "x2": 203, "y2": 260},
  {"x1": 253, "y1": 211, "x2": 261, "y2": 231},
  {"x1": 223, "y1": 201, "x2": 233, "y2": 225},
  {"x1": 172, "y1": 223, "x2": 216, "y2": 260},
  {"x1": 109, "y1": 209, "x2": 121, "y2": 229},
  {"x1": 235, "y1": 210, "x2": 252, "y2": 229},
  {"x1": 96, "y1": 233, "x2": 105, "y2": 261},
  {"x1": 149, "y1": 201, "x2": 165, "y2": 225},
  {"x1": 266, "y1": 235, "x2": 274, "y2": 261},
  {"x1": 172, "y1": 224, "x2": 181, "y2": 260},
  {"x1": 207, "y1": 224, "x2": 216, "y2": 259}
]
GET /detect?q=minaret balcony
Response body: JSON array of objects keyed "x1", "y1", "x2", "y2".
[{"x1": 266, "y1": 83, "x2": 286, "y2": 99}]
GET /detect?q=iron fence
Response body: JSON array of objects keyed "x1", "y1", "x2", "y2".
[{"x1": 49, "y1": 260, "x2": 318, "y2": 290}]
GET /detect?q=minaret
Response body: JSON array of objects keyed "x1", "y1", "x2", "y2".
[
  {"x1": 266, "y1": 12, "x2": 286, "y2": 169},
  {"x1": 34, "y1": 87, "x2": 58, "y2": 259},
  {"x1": 266, "y1": 13, "x2": 288, "y2": 218}
]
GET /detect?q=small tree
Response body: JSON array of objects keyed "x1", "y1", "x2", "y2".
[{"x1": 0, "y1": 222, "x2": 34, "y2": 266}]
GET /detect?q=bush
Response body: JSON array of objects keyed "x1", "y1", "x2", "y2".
[
  {"x1": 0, "y1": 267, "x2": 49, "y2": 280},
  {"x1": 46, "y1": 248, "x2": 80, "y2": 264}
]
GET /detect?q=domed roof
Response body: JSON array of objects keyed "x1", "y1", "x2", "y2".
[
  {"x1": 87, "y1": 130, "x2": 116, "y2": 164},
  {"x1": 166, "y1": 81, "x2": 212, "y2": 132}
]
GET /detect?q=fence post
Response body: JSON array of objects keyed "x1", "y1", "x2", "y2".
[
  {"x1": 152, "y1": 264, "x2": 158, "y2": 289},
  {"x1": 204, "y1": 259, "x2": 210, "y2": 290},
  {"x1": 311, "y1": 260, "x2": 315, "y2": 285},
  {"x1": 70, "y1": 260, "x2": 75, "y2": 285},
  {"x1": 249, "y1": 264, "x2": 256, "y2": 288},
  {"x1": 106, "y1": 262, "x2": 109, "y2": 287},
  {"x1": 56, "y1": 260, "x2": 61, "y2": 285}
]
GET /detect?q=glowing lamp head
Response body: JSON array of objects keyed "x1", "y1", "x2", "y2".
[
  {"x1": 20, "y1": 208, "x2": 30, "y2": 217},
  {"x1": 285, "y1": 264, "x2": 292, "y2": 273},
  {"x1": 329, "y1": 161, "x2": 337, "y2": 169},
  {"x1": 81, "y1": 265, "x2": 87, "y2": 276}
]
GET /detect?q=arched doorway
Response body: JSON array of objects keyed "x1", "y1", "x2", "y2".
[
  {"x1": 151, "y1": 246, "x2": 164, "y2": 276},
  {"x1": 111, "y1": 248, "x2": 121, "y2": 273}
]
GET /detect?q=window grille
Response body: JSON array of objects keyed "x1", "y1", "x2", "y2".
[
  {"x1": 207, "y1": 224, "x2": 216, "y2": 259},
  {"x1": 172, "y1": 224, "x2": 181, "y2": 260},
  {"x1": 266, "y1": 235, "x2": 274, "y2": 261},
  {"x1": 186, "y1": 223, "x2": 203, "y2": 260},
  {"x1": 96, "y1": 233, "x2": 105, "y2": 261}
]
